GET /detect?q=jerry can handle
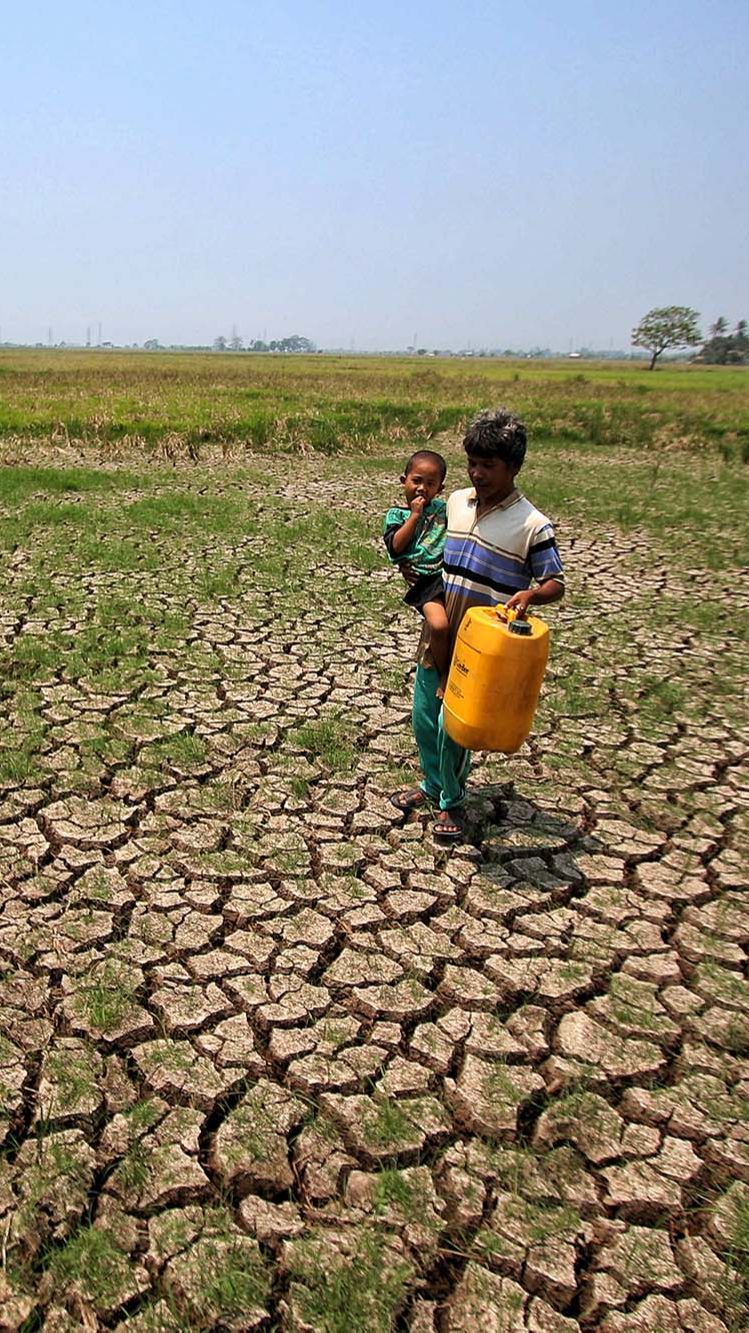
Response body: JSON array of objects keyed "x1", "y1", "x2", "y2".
[{"x1": 497, "y1": 603, "x2": 533, "y2": 636}]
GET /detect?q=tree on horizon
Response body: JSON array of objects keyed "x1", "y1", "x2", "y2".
[{"x1": 631, "y1": 307, "x2": 701, "y2": 370}]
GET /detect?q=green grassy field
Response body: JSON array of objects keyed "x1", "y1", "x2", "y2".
[
  {"x1": 1, "y1": 348, "x2": 748, "y2": 462},
  {"x1": 0, "y1": 350, "x2": 746, "y2": 734},
  {"x1": 0, "y1": 353, "x2": 746, "y2": 791},
  {"x1": 1, "y1": 349, "x2": 748, "y2": 574}
]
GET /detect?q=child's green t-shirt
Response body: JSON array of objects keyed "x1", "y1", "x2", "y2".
[{"x1": 382, "y1": 498, "x2": 447, "y2": 576}]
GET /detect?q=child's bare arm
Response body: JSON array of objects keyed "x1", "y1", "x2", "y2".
[{"x1": 389, "y1": 496, "x2": 426, "y2": 556}]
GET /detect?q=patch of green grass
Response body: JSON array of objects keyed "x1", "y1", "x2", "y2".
[
  {"x1": 80, "y1": 733, "x2": 131, "y2": 767},
  {"x1": 482, "y1": 1062, "x2": 529, "y2": 1106},
  {"x1": 372, "y1": 1168, "x2": 416, "y2": 1214},
  {"x1": 0, "y1": 500, "x2": 91, "y2": 551},
  {"x1": 171, "y1": 1208, "x2": 270, "y2": 1322},
  {"x1": 290, "y1": 712, "x2": 358, "y2": 773},
  {"x1": 2, "y1": 606, "x2": 156, "y2": 690},
  {"x1": 48, "y1": 1226, "x2": 132, "y2": 1308},
  {"x1": 75, "y1": 532, "x2": 161, "y2": 573},
  {"x1": 269, "y1": 843, "x2": 310, "y2": 875},
  {"x1": 223, "y1": 1092, "x2": 281, "y2": 1166},
  {"x1": 511, "y1": 1196, "x2": 581, "y2": 1246},
  {"x1": 545, "y1": 654, "x2": 606, "y2": 718},
  {"x1": 0, "y1": 739, "x2": 46, "y2": 785},
  {"x1": 311, "y1": 1113, "x2": 344, "y2": 1145},
  {"x1": 695, "y1": 963, "x2": 748, "y2": 1014},
  {"x1": 718, "y1": 1190, "x2": 749, "y2": 1329},
  {"x1": 722, "y1": 1018, "x2": 749, "y2": 1057},
  {"x1": 363, "y1": 1097, "x2": 413, "y2": 1147},
  {"x1": 197, "y1": 1241, "x2": 269, "y2": 1319},
  {"x1": 76, "y1": 959, "x2": 140, "y2": 1033},
  {"x1": 11, "y1": 1136, "x2": 94, "y2": 1239},
  {"x1": 195, "y1": 559, "x2": 244, "y2": 600},
  {"x1": 376, "y1": 663, "x2": 409, "y2": 694},
  {"x1": 122, "y1": 492, "x2": 246, "y2": 535},
  {"x1": 288, "y1": 1228, "x2": 411, "y2": 1333},
  {"x1": 370, "y1": 1168, "x2": 437, "y2": 1230},
  {"x1": 125, "y1": 1097, "x2": 162, "y2": 1130},
  {"x1": 43, "y1": 1046, "x2": 98, "y2": 1110},
  {"x1": 146, "y1": 733, "x2": 209, "y2": 770},
  {"x1": 140, "y1": 1040, "x2": 195, "y2": 1074},
  {"x1": 557, "y1": 960, "x2": 591, "y2": 984},
  {"x1": 200, "y1": 779, "x2": 243, "y2": 813},
  {"x1": 0, "y1": 464, "x2": 142, "y2": 505},
  {"x1": 118, "y1": 1137, "x2": 151, "y2": 1193},
  {"x1": 548, "y1": 1088, "x2": 611, "y2": 1138},
  {"x1": 1, "y1": 634, "x2": 63, "y2": 684},
  {"x1": 638, "y1": 675, "x2": 687, "y2": 720}
]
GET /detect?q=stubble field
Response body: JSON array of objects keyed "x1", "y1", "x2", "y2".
[{"x1": 0, "y1": 350, "x2": 747, "y2": 1330}]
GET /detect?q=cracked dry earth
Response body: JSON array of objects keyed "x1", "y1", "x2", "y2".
[{"x1": 0, "y1": 457, "x2": 748, "y2": 1331}]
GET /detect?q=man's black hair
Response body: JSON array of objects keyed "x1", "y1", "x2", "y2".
[
  {"x1": 403, "y1": 449, "x2": 448, "y2": 483},
  {"x1": 462, "y1": 409, "x2": 527, "y2": 468}
]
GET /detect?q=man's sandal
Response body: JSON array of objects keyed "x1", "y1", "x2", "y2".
[
  {"x1": 390, "y1": 787, "x2": 430, "y2": 814},
  {"x1": 433, "y1": 808, "x2": 465, "y2": 841}
]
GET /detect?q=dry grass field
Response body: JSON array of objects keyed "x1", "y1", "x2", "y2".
[{"x1": 0, "y1": 350, "x2": 747, "y2": 1329}]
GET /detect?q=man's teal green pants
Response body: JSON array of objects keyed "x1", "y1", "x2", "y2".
[{"x1": 412, "y1": 665, "x2": 471, "y2": 811}]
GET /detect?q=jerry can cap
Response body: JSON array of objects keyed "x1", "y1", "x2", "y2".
[{"x1": 509, "y1": 618, "x2": 532, "y2": 636}]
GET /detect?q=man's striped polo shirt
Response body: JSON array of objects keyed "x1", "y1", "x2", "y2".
[{"x1": 416, "y1": 485, "x2": 564, "y2": 667}]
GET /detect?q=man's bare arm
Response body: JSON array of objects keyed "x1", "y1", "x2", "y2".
[{"x1": 505, "y1": 578, "x2": 564, "y2": 616}]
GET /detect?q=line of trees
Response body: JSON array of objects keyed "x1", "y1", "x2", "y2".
[
  {"x1": 695, "y1": 317, "x2": 748, "y2": 365},
  {"x1": 631, "y1": 307, "x2": 748, "y2": 368},
  {"x1": 212, "y1": 334, "x2": 316, "y2": 353}
]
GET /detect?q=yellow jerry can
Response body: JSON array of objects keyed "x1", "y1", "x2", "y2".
[{"x1": 442, "y1": 604, "x2": 550, "y2": 753}]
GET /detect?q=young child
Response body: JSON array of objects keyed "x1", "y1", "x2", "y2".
[{"x1": 382, "y1": 450, "x2": 451, "y2": 696}]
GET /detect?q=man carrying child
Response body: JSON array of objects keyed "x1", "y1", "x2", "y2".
[{"x1": 391, "y1": 408, "x2": 565, "y2": 841}]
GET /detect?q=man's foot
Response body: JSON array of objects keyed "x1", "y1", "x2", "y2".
[
  {"x1": 390, "y1": 787, "x2": 431, "y2": 814},
  {"x1": 433, "y1": 808, "x2": 465, "y2": 841}
]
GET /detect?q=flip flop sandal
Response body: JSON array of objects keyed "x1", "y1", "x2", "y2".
[
  {"x1": 390, "y1": 787, "x2": 430, "y2": 814},
  {"x1": 433, "y1": 808, "x2": 465, "y2": 841}
]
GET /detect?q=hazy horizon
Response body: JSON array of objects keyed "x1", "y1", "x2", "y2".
[
  {"x1": 3, "y1": 1, "x2": 747, "y2": 352},
  {"x1": 0, "y1": 335, "x2": 649, "y2": 355}
]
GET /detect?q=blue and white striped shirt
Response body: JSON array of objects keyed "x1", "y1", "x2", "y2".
[{"x1": 417, "y1": 486, "x2": 564, "y2": 666}]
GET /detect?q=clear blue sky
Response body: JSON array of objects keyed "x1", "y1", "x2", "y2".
[{"x1": 2, "y1": 0, "x2": 747, "y2": 350}]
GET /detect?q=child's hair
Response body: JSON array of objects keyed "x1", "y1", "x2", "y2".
[
  {"x1": 403, "y1": 449, "x2": 447, "y2": 482},
  {"x1": 463, "y1": 409, "x2": 527, "y2": 467}
]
